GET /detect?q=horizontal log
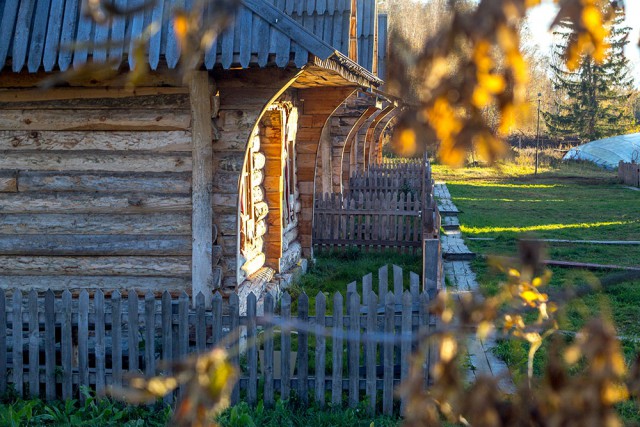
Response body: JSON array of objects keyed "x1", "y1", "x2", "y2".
[
  {"x1": 0, "y1": 109, "x2": 191, "y2": 130},
  {"x1": 0, "y1": 151, "x2": 192, "y2": 172},
  {"x1": 17, "y1": 171, "x2": 191, "y2": 193},
  {"x1": 0, "y1": 213, "x2": 191, "y2": 235},
  {"x1": 0, "y1": 275, "x2": 190, "y2": 292},
  {"x1": 0, "y1": 130, "x2": 192, "y2": 151},
  {"x1": 0, "y1": 87, "x2": 189, "y2": 102},
  {"x1": 241, "y1": 252, "x2": 266, "y2": 276},
  {"x1": 0, "y1": 171, "x2": 17, "y2": 192},
  {"x1": 280, "y1": 241, "x2": 302, "y2": 273},
  {"x1": 0, "y1": 256, "x2": 191, "y2": 276},
  {"x1": 0, "y1": 93, "x2": 190, "y2": 110},
  {"x1": 212, "y1": 171, "x2": 240, "y2": 192},
  {"x1": 0, "y1": 193, "x2": 191, "y2": 213},
  {"x1": 0, "y1": 234, "x2": 191, "y2": 255}
]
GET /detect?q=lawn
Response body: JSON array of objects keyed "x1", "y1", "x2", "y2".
[{"x1": 432, "y1": 149, "x2": 640, "y2": 375}]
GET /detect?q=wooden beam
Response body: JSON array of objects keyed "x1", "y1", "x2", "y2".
[
  {"x1": 0, "y1": 86, "x2": 188, "y2": 103},
  {"x1": 189, "y1": 71, "x2": 215, "y2": 303}
]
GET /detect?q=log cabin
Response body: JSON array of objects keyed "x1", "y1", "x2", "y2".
[{"x1": 0, "y1": 0, "x2": 391, "y2": 309}]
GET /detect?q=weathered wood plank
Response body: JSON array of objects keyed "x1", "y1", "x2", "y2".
[
  {"x1": 195, "y1": 293, "x2": 206, "y2": 353},
  {"x1": 0, "y1": 213, "x2": 191, "y2": 235},
  {"x1": 162, "y1": 291, "x2": 173, "y2": 405},
  {"x1": 383, "y1": 292, "x2": 394, "y2": 415},
  {"x1": 263, "y1": 293, "x2": 274, "y2": 407},
  {"x1": 127, "y1": 290, "x2": 139, "y2": 373},
  {"x1": 280, "y1": 292, "x2": 291, "y2": 401},
  {"x1": 28, "y1": 290, "x2": 39, "y2": 397},
  {"x1": 315, "y1": 292, "x2": 326, "y2": 407},
  {"x1": 247, "y1": 292, "x2": 258, "y2": 405},
  {"x1": 61, "y1": 290, "x2": 73, "y2": 399},
  {"x1": 12, "y1": 290, "x2": 23, "y2": 396},
  {"x1": 393, "y1": 264, "x2": 403, "y2": 304},
  {"x1": 78, "y1": 290, "x2": 89, "y2": 401},
  {"x1": 229, "y1": 292, "x2": 240, "y2": 405},
  {"x1": 298, "y1": 292, "x2": 309, "y2": 404},
  {"x1": 0, "y1": 151, "x2": 192, "y2": 172},
  {"x1": 0, "y1": 290, "x2": 5, "y2": 395},
  {"x1": 365, "y1": 291, "x2": 377, "y2": 416},
  {"x1": 331, "y1": 292, "x2": 343, "y2": 406},
  {"x1": 190, "y1": 71, "x2": 215, "y2": 301},
  {"x1": 0, "y1": 171, "x2": 17, "y2": 192},
  {"x1": 95, "y1": 290, "x2": 106, "y2": 395},
  {"x1": 44, "y1": 290, "x2": 56, "y2": 399},
  {"x1": 0, "y1": 93, "x2": 190, "y2": 110},
  {"x1": 348, "y1": 291, "x2": 359, "y2": 408},
  {"x1": 17, "y1": 171, "x2": 191, "y2": 194},
  {"x1": 0, "y1": 256, "x2": 191, "y2": 276},
  {"x1": 400, "y1": 291, "x2": 412, "y2": 415},
  {"x1": 144, "y1": 292, "x2": 156, "y2": 376},
  {"x1": 0, "y1": 235, "x2": 191, "y2": 256},
  {"x1": 0, "y1": 109, "x2": 191, "y2": 130},
  {"x1": 378, "y1": 264, "x2": 388, "y2": 297},
  {"x1": 0, "y1": 130, "x2": 191, "y2": 151},
  {"x1": 111, "y1": 291, "x2": 123, "y2": 388}
]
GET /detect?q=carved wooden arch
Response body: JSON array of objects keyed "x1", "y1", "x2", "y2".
[
  {"x1": 351, "y1": 108, "x2": 384, "y2": 175},
  {"x1": 374, "y1": 113, "x2": 400, "y2": 164},
  {"x1": 363, "y1": 104, "x2": 395, "y2": 171},
  {"x1": 370, "y1": 107, "x2": 400, "y2": 165}
]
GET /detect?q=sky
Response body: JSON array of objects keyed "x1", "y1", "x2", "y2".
[{"x1": 525, "y1": 1, "x2": 640, "y2": 88}]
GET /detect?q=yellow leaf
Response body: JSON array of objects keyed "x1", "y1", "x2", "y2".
[
  {"x1": 479, "y1": 73, "x2": 506, "y2": 94},
  {"x1": 173, "y1": 13, "x2": 189, "y2": 47},
  {"x1": 564, "y1": 345, "x2": 581, "y2": 364},
  {"x1": 472, "y1": 86, "x2": 491, "y2": 108},
  {"x1": 440, "y1": 335, "x2": 457, "y2": 363},
  {"x1": 477, "y1": 321, "x2": 494, "y2": 341},
  {"x1": 602, "y1": 382, "x2": 629, "y2": 405},
  {"x1": 392, "y1": 127, "x2": 417, "y2": 157}
]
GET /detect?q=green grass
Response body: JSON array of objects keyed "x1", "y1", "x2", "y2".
[{"x1": 432, "y1": 149, "x2": 640, "y2": 376}]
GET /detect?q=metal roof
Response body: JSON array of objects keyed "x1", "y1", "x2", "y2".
[{"x1": 0, "y1": 0, "x2": 381, "y2": 86}]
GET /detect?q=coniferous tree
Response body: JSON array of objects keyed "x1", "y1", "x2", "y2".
[{"x1": 543, "y1": 8, "x2": 635, "y2": 142}]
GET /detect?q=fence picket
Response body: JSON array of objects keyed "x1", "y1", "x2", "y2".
[
  {"x1": 229, "y1": 292, "x2": 240, "y2": 405},
  {"x1": 379, "y1": 264, "x2": 388, "y2": 297},
  {"x1": 365, "y1": 291, "x2": 377, "y2": 415},
  {"x1": 28, "y1": 290, "x2": 38, "y2": 397},
  {"x1": 13, "y1": 291, "x2": 23, "y2": 397},
  {"x1": 298, "y1": 293, "x2": 309, "y2": 404},
  {"x1": 45, "y1": 290, "x2": 55, "y2": 400},
  {"x1": 315, "y1": 292, "x2": 326, "y2": 407},
  {"x1": 383, "y1": 292, "x2": 394, "y2": 415},
  {"x1": 196, "y1": 292, "x2": 206, "y2": 352},
  {"x1": 95, "y1": 290, "x2": 106, "y2": 396},
  {"x1": 393, "y1": 264, "x2": 403, "y2": 304},
  {"x1": 281, "y1": 292, "x2": 291, "y2": 401},
  {"x1": 212, "y1": 292, "x2": 223, "y2": 346},
  {"x1": 127, "y1": 290, "x2": 139, "y2": 373},
  {"x1": 161, "y1": 291, "x2": 172, "y2": 404},
  {"x1": 331, "y1": 292, "x2": 344, "y2": 406},
  {"x1": 247, "y1": 292, "x2": 257, "y2": 405},
  {"x1": 111, "y1": 291, "x2": 122, "y2": 388},
  {"x1": 0, "y1": 291, "x2": 5, "y2": 396},
  {"x1": 78, "y1": 290, "x2": 89, "y2": 401},
  {"x1": 264, "y1": 293, "x2": 275, "y2": 407},
  {"x1": 348, "y1": 292, "x2": 360, "y2": 408},
  {"x1": 400, "y1": 291, "x2": 412, "y2": 415},
  {"x1": 144, "y1": 291, "x2": 155, "y2": 377},
  {"x1": 61, "y1": 290, "x2": 72, "y2": 399}
]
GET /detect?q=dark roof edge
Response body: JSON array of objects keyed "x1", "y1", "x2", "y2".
[{"x1": 312, "y1": 52, "x2": 384, "y2": 88}]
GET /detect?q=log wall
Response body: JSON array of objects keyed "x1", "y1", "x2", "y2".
[{"x1": 0, "y1": 88, "x2": 193, "y2": 293}]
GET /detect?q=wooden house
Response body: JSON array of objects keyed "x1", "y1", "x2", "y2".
[{"x1": 0, "y1": 0, "x2": 390, "y2": 306}]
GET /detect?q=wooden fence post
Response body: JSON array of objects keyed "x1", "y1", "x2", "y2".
[
  {"x1": 332, "y1": 292, "x2": 344, "y2": 407},
  {"x1": 315, "y1": 292, "x2": 327, "y2": 407}
]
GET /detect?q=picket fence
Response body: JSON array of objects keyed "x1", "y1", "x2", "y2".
[
  {"x1": 619, "y1": 161, "x2": 640, "y2": 187},
  {"x1": 0, "y1": 266, "x2": 434, "y2": 415},
  {"x1": 313, "y1": 191, "x2": 423, "y2": 252},
  {"x1": 348, "y1": 161, "x2": 424, "y2": 194}
]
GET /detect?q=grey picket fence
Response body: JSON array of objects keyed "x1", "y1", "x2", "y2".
[
  {"x1": 619, "y1": 161, "x2": 640, "y2": 187},
  {"x1": 0, "y1": 265, "x2": 434, "y2": 415}
]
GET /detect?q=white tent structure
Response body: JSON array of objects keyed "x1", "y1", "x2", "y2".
[{"x1": 563, "y1": 133, "x2": 640, "y2": 169}]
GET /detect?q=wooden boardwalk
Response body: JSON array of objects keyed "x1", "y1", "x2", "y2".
[{"x1": 436, "y1": 183, "x2": 514, "y2": 393}]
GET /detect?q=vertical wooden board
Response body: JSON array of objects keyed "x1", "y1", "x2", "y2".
[
  {"x1": 331, "y1": 292, "x2": 343, "y2": 407},
  {"x1": 378, "y1": 264, "x2": 388, "y2": 297},
  {"x1": 238, "y1": 5, "x2": 252, "y2": 68},
  {"x1": 12, "y1": 291, "x2": 23, "y2": 397},
  {"x1": 128, "y1": 9, "x2": 145, "y2": 69},
  {"x1": 229, "y1": 292, "x2": 240, "y2": 405},
  {"x1": 220, "y1": 12, "x2": 235, "y2": 69},
  {"x1": 315, "y1": 292, "x2": 326, "y2": 407},
  {"x1": 161, "y1": 291, "x2": 173, "y2": 405},
  {"x1": 365, "y1": 291, "x2": 377, "y2": 415},
  {"x1": 43, "y1": 0, "x2": 64, "y2": 71},
  {"x1": 203, "y1": 4, "x2": 219, "y2": 68},
  {"x1": 196, "y1": 292, "x2": 206, "y2": 352},
  {"x1": 280, "y1": 292, "x2": 291, "y2": 400},
  {"x1": 382, "y1": 292, "x2": 394, "y2": 415},
  {"x1": 108, "y1": 0, "x2": 126, "y2": 61},
  {"x1": 95, "y1": 290, "x2": 106, "y2": 396},
  {"x1": 298, "y1": 293, "x2": 309, "y2": 404},
  {"x1": 61, "y1": 291, "x2": 72, "y2": 399},
  {"x1": 148, "y1": 0, "x2": 165, "y2": 69},
  {"x1": 92, "y1": 20, "x2": 109, "y2": 63},
  {"x1": 252, "y1": 13, "x2": 269, "y2": 67},
  {"x1": 178, "y1": 292, "x2": 189, "y2": 357},
  {"x1": 28, "y1": 290, "x2": 39, "y2": 397},
  {"x1": 164, "y1": 0, "x2": 180, "y2": 68},
  {"x1": 72, "y1": 1, "x2": 92, "y2": 67},
  {"x1": 247, "y1": 292, "x2": 258, "y2": 405},
  {"x1": 190, "y1": 72, "x2": 215, "y2": 301},
  {"x1": 78, "y1": 290, "x2": 89, "y2": 401},
  {"x1": 393, "y1": 264, "x2": 403, "y2": 304},
  {"x1": 400, "y1": 291, "x2": 412, "y2": 415},
  {"x1": 44, "y1": 290, "x2": 55, "y2": 400},
  {"x1": 0, "y1": 290, "x2": 5, "y2": 395},
  {"x1": 263, "y1": 293, "x2": 274, "y2": 407},
  {"x1": 0, "y1": 0, "x2": 20, "y2": 66},
  {"x1": 212, "y1": 292, "x2": 223, "y2": 346},
  {"x1": 144, "y1": 291, "x2": 155, "y2": 377},
  {"x1": 111, "y1": 291, "x2": 122, "y2": 388},
  {"x1": 410, "y1": 272, "x2": 420, "y2": 300},
  {"x1": 419, "y1": 293, "x2": 430, "y2": 386},
  {"x1": 127, "y1": 290, "x2": 139, "y2": 373},
  {"x1": 12, "y1": 0, "x2": 36, "y2": 72},
  {"x1": 389, "y1": 192, "x2": 398, "y2": 243},
  {"x1": 362, "y1": 273, "x2": 372, "y2": 305},
  {"x1": 348, "y1": 292, "x2": 359, "y2": 408}
]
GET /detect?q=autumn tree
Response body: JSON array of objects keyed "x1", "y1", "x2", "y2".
[{"x1": 543, "y1": 7, "x2": 635, "y2": 142}]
